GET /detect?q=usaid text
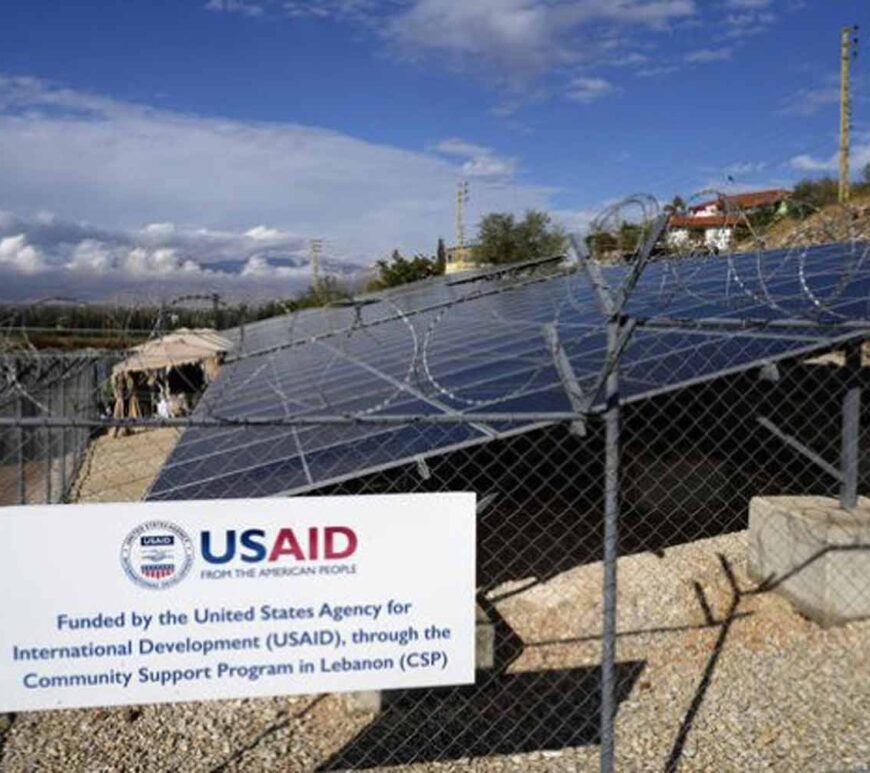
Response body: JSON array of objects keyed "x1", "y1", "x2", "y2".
[{"x1": 0, "y1": 494, "x2": 475, "y2": 711}]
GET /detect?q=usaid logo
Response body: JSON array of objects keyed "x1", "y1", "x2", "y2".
[
  {"x1": 200, "y1": 526, "x2": 357, "y2": 564},
  {"x1": 121, "y1": 521, "x2": 194, "y2": 589}
]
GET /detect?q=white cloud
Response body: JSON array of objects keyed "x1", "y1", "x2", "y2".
[
  {"x1": 240, "y1": 255, "x2": 310, "y2": 278},
  {"x1": 0, "y1": 209, "x2": 356, "y2": 300},
  {"x1": 721, "y1": 160, "x2": 768, "y2": 176},
  {"x1": 565, "y1": 76, "x2": 615, "y2": 103},
  {"x1": 723, "y1": 9, "x2": 775, "y2": 37},
  {"x1": 245, "y1": 225, "x2": 293, "y2": 241},
  {"x1": 68, "y1": 239, "x2": 113, "y2": 272},
  {"x1": 204, "y1": 0, "x2": 266, "y2": 17},
  {"x1": 636, "y1": 64, "x2": 680, "y2": 78},
  {"x1": 281, "y1": 0, "x2": 384, "y2": 22},
  {"x1": 0, "y1": 75, "x2": 552, "y2": 270},
  {"x1": 0, "y1": 234, "x2": 44, "y2": 274},
  {"x1": 781, "y1": 83, "x2": 840, "y2": 117},
  {"x1": 432, "y1": 137, "x2": 517, "y2": 179},
  {"x1": 122, "y1": 247, "x2": 199, "y2": 277},
  {"x1": 724, "y1": 0, "x2": 771, "y2": 8},
  {"x1": 607, "y1": 52, "x2": 650, "y2": 67},
  {"x1": 433, "y1": 138, "x2": 493, "y2": 158},
  {"x1": 462, "y1": 155, "x2": 517, "y2": 178},
  {"x1": 788, "y1": 138, "x2": 870, "y2": 174},
  {"x1": 199, "y1": 0, "x2": 697, "y2": 103},
  {"x1": 387, "y1": 0, "x2": 696, "y2": 80},
  {"x1": 141, "y1": 222, "x2": 177, "y2": 239},
  {"x1": 685, "y1": 47, "x2": 733, "y2": 63},
  {"x1": 789, "y1": 154, "x2": 836, "y2": 173}
]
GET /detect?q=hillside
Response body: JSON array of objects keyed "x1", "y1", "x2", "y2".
[{"x1": 740, "y1": 193, "x2": 870, "y2": 251}]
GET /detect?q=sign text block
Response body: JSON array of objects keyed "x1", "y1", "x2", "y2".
[{"x1": 0, "y1": 493, "x2": 476, "y2": 712}]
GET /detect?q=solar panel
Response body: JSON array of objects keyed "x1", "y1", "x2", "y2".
[
  {"x1": 223, "y1": 269, "x2": 501, "y2": 358},
  {"x1": 147, "y1": 242, "x2": 870, "y2": 501}
]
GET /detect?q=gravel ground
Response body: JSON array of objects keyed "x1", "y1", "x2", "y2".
[
  {"x1": 3, "y1": 528, "x2": 869, "y2": 772},
  {"x1": 69, "y1": 427, "x2": 181, "y2": 503}
]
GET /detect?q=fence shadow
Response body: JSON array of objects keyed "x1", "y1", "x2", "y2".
[
  {"x1": 664, "y1": 554, "x2": 741, "y2": 772},
  {"x1": 317, "y1": 661, "x2": 645, "y2": 770}
]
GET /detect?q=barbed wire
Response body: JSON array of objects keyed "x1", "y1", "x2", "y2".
[
  {"x1": 3, "y1": 191, "x2": 870, "y2": 430},
  {"x1": 3, "y1": 192, "x2": 870, "y2": 771}
]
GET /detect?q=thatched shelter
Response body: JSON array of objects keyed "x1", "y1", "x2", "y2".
[{"x1": 111, "y1": 328, "x2": 232, "y2": 427}]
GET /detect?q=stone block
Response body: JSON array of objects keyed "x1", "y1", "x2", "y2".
[
  {"x1": 344, "y1": 689, "x2": 383, "y2": 714},
  {"x1": 749, "y1": 495, "x2": 870, "y2": 626}
]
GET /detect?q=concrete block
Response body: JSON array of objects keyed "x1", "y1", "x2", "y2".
[
  {"x1": 344, "y1": 689, "x2": 382, "y2": 714},
  {"x1": 344, "y1": 604, "x2": 496, "y2": 714},
  {"x1": 749, "y1": 495, "x2": 870, "y2": 626},
  {"x1": 475, "y1": 602, "x2": 495, "y2": 670}
]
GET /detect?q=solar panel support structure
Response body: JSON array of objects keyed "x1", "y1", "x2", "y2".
[
  {"x1": 543, "y1": 323, "x2": 587, "y2": 436},
  {"x1": 755, "y1": 416, "x2": 844, "y2": 483},
  {"x1": 569, "y1": 234, "x2": 615, "y2": 318},
  {"x1": 613, "y1": 213, "x2": 669, "y2": 312},
  {"x1": 600, "y1": 316, "x2": 622, "y2": 773},
  {"x1": 752, "y1": 337, "x2": 863, "y2": 509},
  {"x1": 840, "y1": 339, "x2": 862, "y2": 508}
]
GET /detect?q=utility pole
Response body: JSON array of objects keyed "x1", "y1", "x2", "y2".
[
  {"x1": 456, "y1": 180, "x2": 469, "y2": 252},
  {"x1": 840, "y1": 25, "x2": 859, "y2": 203},
  {"x1": 310, "y1": 238, "x2": 323, "y2": 293}
]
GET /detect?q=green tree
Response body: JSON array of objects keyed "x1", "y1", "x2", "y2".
[
  {"x1": 792, "y1": 177, "x2": 839, "y2": 215},
  {"x1": 585, "y1": 219, "x2": 660, "y2": 262},
  {"x1": 368, "y1": 249, "x2": 440, "y2": 290},
  {"x1": 473, "y1": 210, "x2": 567, "y2": 265},
  {"x1": 301, "y1": 275, "x2": 349, "y2": 307},
  {"x1": 435, "y1": 237, "x2": 447, "y2": 274},
  {"x1": 664, "y1": 196, "x2": 686, "y2": 215},
  {"x1": 618, "y1": 221, "x2": 644, "y2": 253},
  {"x1": 585, "y1": 230, "x2": 618, "y2": 260}
]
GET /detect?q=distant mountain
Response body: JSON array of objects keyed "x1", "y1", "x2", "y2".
[
  {"x1": 207, "y1": 253, "x2": 360, "y2": 277},
  {"x1": 0, "y1": 210, "x2": 367, "y2": 303}
]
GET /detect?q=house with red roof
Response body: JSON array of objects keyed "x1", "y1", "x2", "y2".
[{"x1": 667, "y1": 189, "x2": 792, "y2": 251}]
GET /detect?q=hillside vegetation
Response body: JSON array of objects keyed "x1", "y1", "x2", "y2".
[{"x1": 739, "y1": 193, "x2": 870, "y2": 252}]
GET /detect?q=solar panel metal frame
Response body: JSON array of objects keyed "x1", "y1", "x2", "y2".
[{"x1": 147, "y1": 241, "x2": 870, "y2": 501}]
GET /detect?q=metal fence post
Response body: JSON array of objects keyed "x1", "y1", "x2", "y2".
[
  {"x1": 840, "y1": 340, "x2": 862, "y2": 509},
  {"x1": 600, "y1": 317, "x2": 621, "y2": 773},
  {"x1": 59, "y1": 373, "x2": 67, "y2": 498},
  {"x1": 12, "y1": 361, "x2": 27, "y2": 505},
  {"x1": 44, "y1": 386, "x2": 52, "y2": 504},
  {"x1": 15, "y1": 369, "x2": 25, "y2": 506}
]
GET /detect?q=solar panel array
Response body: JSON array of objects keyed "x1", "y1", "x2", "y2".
[
  {"x1": 223, "y1": 268, "x2": 500, "y2": 357},
  {"x1": 148, "y1": 242, "x2": 870, "y2": 501}
]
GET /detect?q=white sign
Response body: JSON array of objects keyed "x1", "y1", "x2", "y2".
[{"x1": 0, "y1": 493, "x2": 476, "y2": 712}]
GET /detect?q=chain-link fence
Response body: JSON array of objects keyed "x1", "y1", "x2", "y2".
[
  {"x1": 2, "y1": 195, "x2": 870, "y2": 771},
  {"x1": 0, "y1": 352, "x2": 107, "y2": 507}
]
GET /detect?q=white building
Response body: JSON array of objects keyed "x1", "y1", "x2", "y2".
[{"x1": 667, "y1": 189, "x2": 791, "y2": 252}]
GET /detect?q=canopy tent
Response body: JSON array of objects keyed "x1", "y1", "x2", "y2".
[{"x1": 111, "y1": 328, "x2": 233, "y2": 426}]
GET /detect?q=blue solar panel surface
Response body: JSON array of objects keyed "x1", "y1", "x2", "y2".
[{"x1": 148, "y1": 242, "x2": 870, "y2": 500}]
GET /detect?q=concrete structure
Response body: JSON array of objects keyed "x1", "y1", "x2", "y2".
[
  {"x1": 748, "y1": 495, "x2": 870, "y2": 626},
  {"x1": 666, "y1": 214, "x2": 742, "y2": 252},
  {"x1": 444, "y1": 244, "x2": 478, "y2": 275}
]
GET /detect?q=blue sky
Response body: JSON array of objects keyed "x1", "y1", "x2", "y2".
[{"x1": 0, "y1": 0, "x2": 867, "y2": 298}]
